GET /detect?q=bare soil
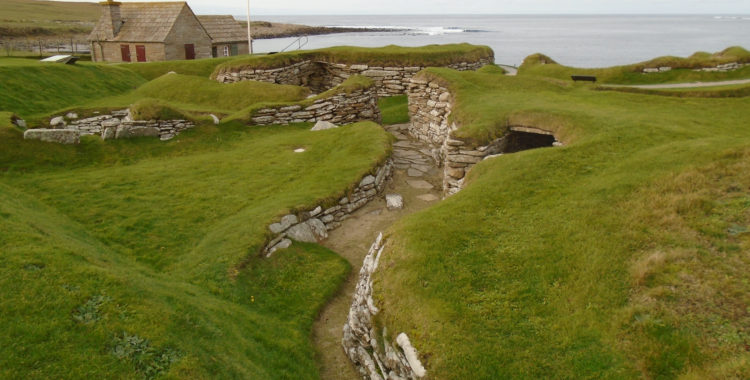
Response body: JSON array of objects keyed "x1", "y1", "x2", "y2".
[{"x1": 313, "y1": 124, "x2": 444, "y2": 379}]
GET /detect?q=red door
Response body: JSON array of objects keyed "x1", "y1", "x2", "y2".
[
  {"x1": 184, "y1": 44, "x2": 195, "y2": 60},
  {"x1": 120, "y1": 44, "x2": 131, "y2": 62},
  {"x1": 135, "y1": 45, "x2": 146, "y2": 62}
]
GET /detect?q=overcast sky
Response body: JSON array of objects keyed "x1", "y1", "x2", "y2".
[{"x1": 60, "y1": 0, "x2": 750, "y2": 15}]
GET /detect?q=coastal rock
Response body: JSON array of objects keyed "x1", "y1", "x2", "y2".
[{"x1": 65, "y1": 112, "x2": 78, "y2": 120}]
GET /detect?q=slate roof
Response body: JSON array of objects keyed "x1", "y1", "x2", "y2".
[
  {"x1": 198, "y1": 15, "x2": 248, "y2": 43},
  {"x1": 89, "y1": 2, "x2": 206, "y2": 43}
]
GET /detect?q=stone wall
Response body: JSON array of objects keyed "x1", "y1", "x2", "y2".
[
  {"x1": 643, "y1": 62, "x2": 748, "y2": 74},
  {"x1": 250, "y1": 87, "x2": 380, "y2": 126},
  {"x1": 24, "y1": 110, "x2": 195, "y2": 144},
  {"x1": 342, "y1": 233, "x2": 426, "y2": 380},
  {"x1": 262, "y1": 159, "x2": 393, "y2": 256},
  {"x1": 214, "y1": 58, "x2": 494, "y2": 96},
  {"x1": 407, "y1": 75, "x2": 560, "y2": 196}
]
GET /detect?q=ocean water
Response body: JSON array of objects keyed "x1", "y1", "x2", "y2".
[{"x1": 246, "y1": 15, "x2": 750, "y2": 67}]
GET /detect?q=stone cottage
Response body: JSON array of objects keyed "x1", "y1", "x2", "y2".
[
  {"x1": 197, "y1": 15, "x2": 249, "y2": 58},
  {"x1": 89, "y1": 1, "x2": 218, "y2": 62}
]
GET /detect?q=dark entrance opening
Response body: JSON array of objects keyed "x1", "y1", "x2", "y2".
[{"x1": 502, "y1": 131, "x2": 556, "y2": 153}]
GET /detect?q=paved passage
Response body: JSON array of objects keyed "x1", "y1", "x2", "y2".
[
  {"x1": 312, "y1": 123, "x2": 444, "y2": 380},
  {"x1": 603, "y1": 78, "x2": 750, "y2": 89}
]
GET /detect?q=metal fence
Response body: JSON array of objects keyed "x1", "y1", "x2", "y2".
[{"x1": 0, "y1": 38, "x2": 91, "y2": 57}]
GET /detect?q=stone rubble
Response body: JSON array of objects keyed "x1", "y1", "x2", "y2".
[
  {"x1": 24, "y1": 109, "x2": 196, "y2": 143},
  {"x1": 342, "y1": 233, "x2": 426, "y2": 380},
  {"x1": 250, "y1": 86, "x2": 380, "y2": 126},
  {"x1": 263, "y1": 159, "x2": 393, "y2": 257},
  {"x1": 385, "y1": 194, "x2": 403, "y2": 210},
  {"x1": 214, "y1": 58, "x2": 494, "y2": 97}
]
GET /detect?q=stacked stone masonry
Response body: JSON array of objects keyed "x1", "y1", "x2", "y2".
[
  {"x1": 342, "y1": 233, "x2": 427, "y2": 380},
  {"x1": 250, "y1": 87, "x2": 381, "y2": 126},
  {"x1": 215, "y1": 58, "x2": 494, "y2": 96},
  {"x1": 263, "y1": 159, "x2": 393, "y2": 256},
  {"x1": 642, "y1": 62, "x2": 748, "y2": 74},
  {"x1": 23, "y1": 109, "x2": 195, "y2": 144},
  {"x1": 407, "y1": 76, "x2": 559, "y2": 196}
]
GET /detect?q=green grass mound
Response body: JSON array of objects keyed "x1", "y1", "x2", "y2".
[
  {"x1": 518, "y1": 46, "x2": 750, "y2": 85},
  {"x1": 121, "y1": 56, "x2": 239, "y2": 81},
  {"x1": 374, "y1": 68, "x2": 750, "y2": 379},
  {"x1": 0, "y1": 121, "x2": 391, "y2": 378},
  {"x1": 212, "y1": 44, "x2": 494, "y2": 78},
  {"x1": 600, "y1": 82, "x2": 750, "y2": 99},
  {"x1": 0, "y1": 60, "x2": 146, "y2": 117}
]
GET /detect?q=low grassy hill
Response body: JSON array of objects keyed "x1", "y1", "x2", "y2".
[
  {"x1": 0, "y1": 0, "x2": 99, "y2": 37},
  {"x1": 0, "y1": 119, "x2": 391, "y2": 378},
  {"x1": 374, "y1": 65, "x2": 750, "y2": 378},
  {"x1": 0, "y1": 59, "x2": 146, "y2": 117},
  {"x1": 519, "y1": 46, "x2": 750, "y2": 85}
]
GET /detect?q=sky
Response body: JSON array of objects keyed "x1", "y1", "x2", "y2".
[{"x1": 58, "y1": 0, "x2": 750, "y2": 15}]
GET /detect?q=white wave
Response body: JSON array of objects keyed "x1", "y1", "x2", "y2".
[{"x1": 325, "y1": 25, "x2": 468, "y2": 35}]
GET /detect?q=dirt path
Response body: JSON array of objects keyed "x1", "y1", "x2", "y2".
[
  {"x1": 313, "y1": 123, "x2": 444, "y2": 380},
  {"x1": 603, "y1": 78, "x2": 750, "y2": 89}
]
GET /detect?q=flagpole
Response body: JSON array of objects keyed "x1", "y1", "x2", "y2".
[{"x1": 246, "y1": 0, "x2": 253, "y2": 54}]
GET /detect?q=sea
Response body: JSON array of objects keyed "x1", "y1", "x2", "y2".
[{"x1": 244, "y1": 15, "x2": 750, "y2": 68}]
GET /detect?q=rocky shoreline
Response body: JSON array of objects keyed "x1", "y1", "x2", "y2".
[{"x1": 247, "y1": 21, "x2": 399, "y2": 40}]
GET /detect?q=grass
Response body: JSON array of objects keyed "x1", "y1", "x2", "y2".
[
  {"x1": 519, "y1": 47, "x2": 750, "y2": 85},
  {"x1": 212, "y1": 44, "x2": 494, "y2": 78},
  {"x1": 599, "y1": 82, "x2": 750, "y2": 98},
  {"x1": 121, "y1": 57, "x2": 239, "y2": 81},
  {"x1": 0, "y1": 60, "x2": 146, "y2": 117},
  {"x1": 372, "y1": 63, "x2": 750, "y2": 379},
  {"x1": 0, "y1": 120, "x2": 391, "y2": 378},
  {"x1": 378, "y1": 95, "x2": 409, "y2": 125},
  {"x1": 0, "y1": 0, "x2": 98, "y2": 37}
]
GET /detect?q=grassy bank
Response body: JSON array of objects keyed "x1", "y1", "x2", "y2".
[
  {"x1": 212, "y1": 44, "x2": 494, "y2": 77},
  {"x1": 519, "y1": 47, "x2": 750, "y2": 85},
  {"x1": 0, "y1": 60, "x2": 146, "y2": 117},
  {"x1": 374, "y1": 64, "x2": 750, "y2": 379},
  {"x1": 1, "y1": 120, "x2": 391, "y2": 378}
]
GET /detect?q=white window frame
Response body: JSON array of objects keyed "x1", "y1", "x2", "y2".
[{"x1": 223, "y1": 46, "x2": 230, "y2": 56}]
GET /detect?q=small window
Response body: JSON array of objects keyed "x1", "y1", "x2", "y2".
[
  {"x1": 223, "y1": 46, "x2": 230, "y2": 56},
  {"x1": 231, "y1": 43, "x2": 238, "y2": 56}
]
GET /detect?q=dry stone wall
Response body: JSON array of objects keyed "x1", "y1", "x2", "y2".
[
  {"x1": 250, "y1": 87, "x2": 380, "y2": 126},
  {"x1": 263, "y1": 159, "x2": 393, "y2": 256},
  {"x1": 407, "y1": 77, "x2": 506, "y2": 195},
  {"x1": 215, "y1": 58, "x2": 494, "y2": 96},
  {"x1": 407, "y1": 76, "x2": 560, "y2": 196},
  {"x1": 23, "y1": 110, "x2": 195, "y2": 144},
  {"x1": 342, "y1": 233, "x2": 426, "y2": 380}
]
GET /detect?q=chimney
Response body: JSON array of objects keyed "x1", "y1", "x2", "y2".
[{"x1": 98, "y1": 0, "x2": 123, "y2": 39}]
